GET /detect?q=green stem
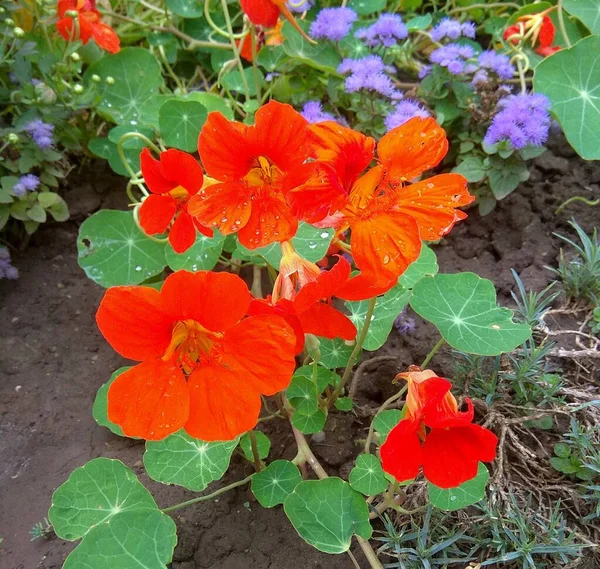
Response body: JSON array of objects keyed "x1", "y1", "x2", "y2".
[
  {"x1": 250, "y1": 25, "x2": 262, "y2": 100},
  {"x1": 329, "y1": 297, "x2": 377, "y2": 406},
  {"x1": 251, "y1": 265, "x2": 262, "y2": 298},
  {"x1": 420, "y1": 337, "x2": 445, "y2": 369},
  {"x1": 248, "y1": 430, "x2": 263, "y2": 472},
  {"x1": 364, "y1": 385, "x2": 408, "y2": 454},
  {"x1": 205, "y1": 0, "x2": 246, "y2": 40},
  {"x1": 557, "y1": 0, "x2": 572, "y2": 48},
  {"x1": 158, "y1": 45, "x2": 185, "y2": 92},
  {"x1": 161, "y1": 475, "x2": 254, "y2": 513},
  {"x1": 516, "y1": 57, "x2": 527, "y2": 95},
  {"x1": 447, "y1": 2, "x2": 519, "y2": 13},
  {"x1": 555, "y1": 196, "x2": 600, "y2": 215}
]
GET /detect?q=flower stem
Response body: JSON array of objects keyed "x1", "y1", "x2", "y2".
[
  {"x1": 447, "y1": 2, "x2": 520, "y2": 13},
  {"x1": 557, "y1": 0, "x2": 572, "y2": 48},
  {"x1": 420, "y1": 337, "x2": 445, "y2": 369},
  {"x1": 364, "y1": 385, "x2": 407, "y2": 454},
  {"x1": 248, "y1": 430, "x2": 263, "y2": 472}
]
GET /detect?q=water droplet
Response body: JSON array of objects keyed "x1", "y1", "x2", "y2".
[
  {"x1": 382, "y1": 255, "x2": 390, "y2": 265},
  {"x1": 134, "y1": 265, "x2": 142, "y2": 272},
  {"x1": 320, "y1": 232, "x2": 329, "y2": 239}
]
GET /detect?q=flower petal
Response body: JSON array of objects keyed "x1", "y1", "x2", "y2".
[
  {"x1": 96, "y1": 286, "x2": 173, "y2": 361},
  {"x1": 297, "y1": 302, "x2": 357, "y2": 341},
  {"x1": 169, "y1": 211, "x2": 197, "y2": 254},
  {"x1": 186, "y1": 363, "x2": 262, "y2": 441},
  {"x1": 378, "y1": 117, "x2": 448, "y2": 183},
  {"x1": 380, "y1": 419, "x2": 423, "y2": 483},
  {"x1": 239, "y1": 0, "x2": 280, "y2": 28},
  {"x1": 139, "y1": 194, "x2": 176, "y2": 235},
  {"x1": 159, "y1": 148, "x2": 204, "y2": 195},
  {"x1": 140, "y1": 148, "x2": 173, "y2": 194},
  {"x1": 248, "y1": 298, "x2": 305, "y2": 354},
  {"x1": 237, "y1": 195, "x2": 298, "y2": 249},
  {"x1": 336, "y1": 273, "x2": 397, "y2": 301},
  {"x1": 538, "y1": 16, "x2": 556, "y2": 49},
  {"x1": 295, "y1": 256, "x2": 351, "y2": 310},
  {"x1": 107, "y1": 360, "x2": 189, "y2": 440},
  {"x1": 161, "y1": 271, "x2": 251, "y2": 332},
  {"x1": 91, "y1": 19, "x2": 120, "y2": 53}
]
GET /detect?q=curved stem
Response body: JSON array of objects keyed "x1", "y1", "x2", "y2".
[
  {"x1": 218, "y1": 0, "x2": 251, "y2": 100},
  {"x1": 420, "y1": 337, "x2": 445, "y2": 369},
  {"x1": 364, "y1": 385, "x2": 408, "y2": 454},
  {"x1": 557, "y1": 0, "x2": 572, "y2": 48},
  {"x1": 447, "y1": 2, "x2": 519, "y2": 13},
  {"x1": 161, "y1": 474, "x2": 254, "y2": 513},
  {"x1": 205, "y1": 0, "x2": 246, "y2": 40},
  {"x1": 515, "y1": 57, "x2": 527, "y2": 95},
  {"x1": 158, "y1": 45, "x2": 185, "y2": 92},
  {"x1": 555, "y1": 196, "x2": 600, "y2": 215}
]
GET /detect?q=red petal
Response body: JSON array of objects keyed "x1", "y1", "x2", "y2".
[
  {"x1": 239, "y1": 0, "x2": 280, "y2": 27},
  {"x1": 160, "y1": 148, "x2": 204, "y2": 195},
  {"x1": 139, "y1": 194, "x2": 176, "y2": 235},
  {"x1": 169, "y1": 211, "x2": 197, "y2": 254},
  {"x1": 140, "y1": 148, "x2": 172, "y2": 194},
  {"x1": 186, "y1": 363, "x2": 262, "y2": 441},
  {"x1": 380, "y1": 420, "x2": 423, "y2": 483},
  {"x1": 248, "y1": 298, "x2": 305, "y2": 354},
  {"x1": 538, "y1": 16, "x2": 556, "y2": 48},
  {"x1": 161, "y1": 271, "x2": 251, "y2": 332},
  {"x1": 96, "y1": 286, "x2": 173, "y2": 361},
  {"x1": 295, "y1": 256, "x2": 352, "y2": 311},
  {"x1": 336, "y1": 273, "x2": 397, "y2": 301},
  {"x1": 107, "y1": 360, "x2": 189, "y2": 440},
  {"x1": 91, "y1": 20, "x2": 120, "y2": 53},
  {"x1": 297, "y1": 302, "x2": 357, "y2": 341},
  {"x1": 237, "y1": 195, "x2": 298, "y2": 249}
]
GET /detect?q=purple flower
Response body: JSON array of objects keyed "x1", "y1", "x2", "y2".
[
  {"x1": 385, "y1": 99, "x2": 430, "y2": 131},
  {"x1": 430, "y1": 43, "x2": 475, "y2": 75},
  {"x1": 288, "y1": 0, "x2": 311, "y2": 12},
  {"x1": 12, "y1": 174, "x2": 40, "y2": 197},
  {"x1": 477, "y1": 50, "x2": 514, "y2": 80},
  {"x1": 0, "y1": 247, "x2": 18, "y2": 280},
  {"x1": 23, "y1": 119, "x2": 54, "y2": 149},
  {"x1": 355, "y1": 14, "x2": 408, "y2": 48},
  {"x1": 484, "y1": 93, "x2": 551, "y2": 149},
  {"x1": 338, "y1": 55, "x2": 401, "y2": 98},
  {"x1": 418, "y1": 65, "x2": 432, "y2": 79},
  {"x1": 265, "y1": 72, "x2": 280, "y2": 82},
  {"x1": 301, "y1": 101, "x2": 336, "y2": 124},
  {"x1": 310, "y1": 7, "x2": 358, "y2": 41},
  {"x1": 430, "y1": 18, "x2": 476, "y2": 42},
  {"x1": 394, "y1": 308, "x2": 415, "y2": 334}
]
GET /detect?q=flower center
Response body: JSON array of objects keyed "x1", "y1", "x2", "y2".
[
  {"x1": 167, "y1": 185, "x2": 189, "y2": 203},
  {"x1": 162, "y1": 319, "x2": 221, "y2": 373},
  {"x1": 245, "y1": 156, "x2": 282, "y2": 188}
]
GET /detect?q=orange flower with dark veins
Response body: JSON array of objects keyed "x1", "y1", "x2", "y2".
[
  {"x1": 96, "y1": 271, "x2": 296, "y2": 441},
  {"x1": 188, "y1": 101, "x2": 315, "y2": 249},
  {"x1": 287, "y1": 118, "x2": 474, "y2": 295},
  {"x1": 380, "y1": 369, "x2": 498, "y2": 488},
  {"x1": 139, "y1": 148, "x2": 213, "y2": 254},
  {"x1": 56, "y1": 0, "x2": 120, "y2": 53}
]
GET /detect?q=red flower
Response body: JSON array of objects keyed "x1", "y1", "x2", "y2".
[
  {"x1": 503, "y1": 11, "x2": 561, "y2": 57},
  {"x1": 139, "y1": 148, "x2": 213, "y2": 254},
  {"x1": 287, "y1": 118, "x2": 473, "y2": 287},
  {"x1": 238, "y1": 20, "x2": 284, "y2": 62},
  {"x1": 96, "y1": 271, "x2": 297, "y2": 441},
  {"x1": 56, "y1": 0, "x2": 120, "y2": 53},
  {"x1": 239, "y1": 0, "x2": 314, "y2": 43},
  {"x1": 188, "y1": 101, "x2": 315, "y2": 249},
  {"x1": 380, "y1": 369, "x2": 498, "y2": 488}
]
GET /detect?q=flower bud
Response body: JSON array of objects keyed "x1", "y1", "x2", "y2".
[
  {"x1": 4, "y1": 18, "x2": 14, "y2": 26},
  {"x1": 304, "y1": 334, "x2": 321, "y2": 362},
  {"x1": 73, "y1": 84, "x2": 84, "y2": 94},
  {"x1": 91, "y1": 74, "x2": 101, "y2": 83},
  {"x1": 13, "y1": 27, "x2": 25, "y2": 38},
  {"x1": 35, "y1": 82, "x2": 57, "y2": 104},
  {"x1": 7, "y1": 133, "x2": 19, "y2": 144},
  {"x1": 70, "y1": 52, "x2": 80, "y2": 62},
  {"x1": 105, "y1": 76, "x2": 115, "y2": 85},
  {"x1": 64, "y1": 9, "x2": 78, "y2": 17},
  {"x1": 0, "y1": 7, "x2": 5, "y2": 14}
]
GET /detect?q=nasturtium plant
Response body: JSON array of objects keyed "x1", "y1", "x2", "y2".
[
  {"x1": 349, "y1": 454, "x2": 389, "y2": 496},
  {"x1": 428, "y1": 463, "x2": 490, "y2": 511},
  {"x1": 251, "y1": 460, "x2": 302, "y2": 508}
]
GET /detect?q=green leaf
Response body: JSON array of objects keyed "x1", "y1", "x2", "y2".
[
  {"x1": 92, "y1": 367, "x2": 129, "y2": 437},
  {"x1": 77, "y1": 210, "x2": 167, "y2": 288},
  {"x1": 398, "y1": 244, "x2": 438, "y2": 289},
  {"x1": 292, "y1": 408, "x2": 327, "y2": 434},
  {"x1": 534, "y1": 35, "x2": 600, "y2": 160},
  {"x1": 562, "y1": 0, "x2": 600, "y2": 33},
  {"x1": 144, "y1": 431, "x2": 238, "y2": 491},
  {"x1": 554, "y1": 442, "x2": 571, "y2": 458},
  {"x1": 346, "y1": 284, "x2": 411, "y2": 351},
  {"x1": 164, "y1": 231, "x2": 224, "y2": 271},
  {"x1": 166, "y1": 0, "x2": 203, "y2": 17},
  {"x1": 221, "y1": 68, "x2": 263, "y2": 97},
  {"x1": 159, "y1": 100, "x2": 208, "y2": 152},
  {"x1": 49, "y1": 458, "x2": 157, "y2": 540},
  {"x1": 251, "y1": 460, "x2": 302, "y2": 508},
  {"x1": 62, "y1": 510, "x2": 176, "y2": 569},
  {"x1": 410, "y1": 272, "x2": 532, "y2": 356},
  {"x1": 348, "y1": 0, "x2": 386, "y2": 15},
  {"x1": 406, "y1": 14, "x2": 432, "y2": 31},
  {"x1": 487, "y1": 155, "x2": 529, "y2": 200},
  {"x1": 284, "y1": 478, "x2": 372, "y2": 554},
  {"x1": 428, "y1": 463, "x2": 489, "y2": 511},
  {"x1": 550, "y1": 456, "x2": 580, "y2": 474},
  {"x1": 334, "y1": 397, "x2": 353, "y2": 411},
  {"x1": 349, "y1": 454, "x2": 389, "y2": 496},
  {"x1": 240, "y1": 431, "x2": 271, "y2": 461},
  {"x1": 452, "y1": 156, "x2": 487, "y2": 183},
  {"x1": 281, "y1": 22, "x2": 341, "y2": 73},
  {"x1": 45, "y1": 194, "x2": 69, "y2": 222},
  {"x1": 373, "y1": 409, "x2": 402, "y2": 444},
  {"x1": 257, "y1": 45, "x2": 288, "y2": 72},
  {"x1": 27, "y1": 202, "x2": 47, "y2": 223},
  {"x1": 291, "y1": 365, "x2": 339, "y2": 396},
  {"x1": 184, "y1": 91, "x2": 234, "y2": 119},
  {"x1": 287, "y1": 374, "x2": 319, "y2": 414},
  {"x1": 319, "y1": 338, "x2": 355, "y2": 369},
  {"x1": 85, "y1": 48, "x2": 164, "y2": 125}
]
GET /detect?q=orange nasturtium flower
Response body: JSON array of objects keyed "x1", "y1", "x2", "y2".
[
  {"x1": 139, "y1": 148, "x2": 214, "y2": 254},
  {"x1": 96, "y1": 271, "x2": 297, "y2": 441},
  {"x1": 239, "y1": 0, "x2": 313, "y2": 43},
  {"x1": 288, "y1": 117, "x2": 474, "y2": 292},
  {"x1": 380, "y1": 369, "x2": 498, "y2": 489},
  {"x1": 56, "y1": 0, "x2": 120, "y2": 54},
  {"x1": 503, "y1": 9, "x2": 560, "y2": 57},
  {"x1": 188, "y1": 101, "x2": 315, "y2": 249},
  {"x1": 238, "y1": 20, "x2": 284, "y2": 62}
]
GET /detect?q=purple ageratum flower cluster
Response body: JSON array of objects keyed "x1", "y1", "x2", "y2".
[
  {"x1": 23, "y1": 120, "x2": 54, "y2": 149},
  {"x1": 484, "y1": 93, "x2": 551, "y2": 149},
  {"x1": 393, "y1": 308, "x2": 416, "y2": 334},
  {"x1": 385, "y1": 99, "x2": 430, "y2": 131},
  {"x1": 288, "y1": 0, "x2": 311, "y2": 12},
  {"x1": 430, "y1": 18, "x2": 476, "y2": 42},
  {"x1": 0, "y1": 247, "x2": 18, "y2": 280},
  {"x1": 309, "y1": 7, "x2": 358, "y2": 42},
  {"x1": 355, "y1": 13, "x2": 408, "y2": 48},
  {"x1": 301, "y1": 101, "x2": 336, "y2": 124},
  {"x1": 12, "y1": 174, "x2": 40, "y2": 197},
  {"x1": 472, "y1": 50, "x2": 515, "y2": 85},
  {"x1": 430, "y1": 43, "x2": 476, "y2": 75},
  {"x1": 338, "y1": 55, "x2": 401, "y2": 99}
]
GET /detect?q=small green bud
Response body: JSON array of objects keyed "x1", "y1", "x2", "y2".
[
  {"x1": 91, "y1": 74, "x2": 101, "y2": 83},
  {"x1": 4, "y1": 18, "x2": 14, "y2": 26},
  {"x1": 73, "y1": 84, "x2": 84, "y2": 94},
  {"x1": 70, "y1": 52, "x2": 81, "y2": 62},
  {"x1": 0, "y1": 7, "x2": 5, "y2": 13},
  {"x1": 305, "y1": 334, "x2": 321, "y2": 363},
  {"x1": 13, "y1": 27, "x2": 25, "y2": 38},
  {"x1": 64, "y1": 9, "x2": 78, "y2": 17},
  {"x1": 7, "y1": 133, "x2": 19, "y2": 144},
  {"x1": 105, "y1": 76, "x2": 115, "y2": 85}
]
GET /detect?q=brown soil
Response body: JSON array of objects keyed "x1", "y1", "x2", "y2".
[{"x1": 1, "y1": 137, "x2": 599, "y2": 569}]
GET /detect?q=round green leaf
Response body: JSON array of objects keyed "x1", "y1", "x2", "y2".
[
  {"x1": 251, "y1": 460, "x2": 302, "y2": 508},
  {"x1": 319, "y1": 338, "x2": 355, "y2": 369},
  {"x1": 281, "y1": 22, "x2": 342, "y2": 73},
  {"x1": 409, "y1": 272, "x2": 532, "y2": 355},
  {"x1": 562, "y1": 0, "x2": 600, "y2": 33},
  {"x1": 554, "y1": 442, "x2": 572, "y2": 458},
  {"x1": 164, "y1": 231, "x2": 224, "y2": 271},
  {"x1": 349, "y1": 454, "x2": 388, "y2": 496},
  {"x1": 184, "y1": 91, "x2": 235, "y2": 119},
  {"x1": 373, "y1": 409, "x2": 402, "y2": 444},
  {"x1": 166, "y1": 0, "x2": 203, "y2": 17},
  {"x1": 144, "y1": 430, "x2": 238, "y2": 492},
  {"x1": 84, "y1": 48, "x2": 164, "y2": 125},
  {"x1": 406, "y1": 14, "x2": 433, "y2": 31},
  {"x1": 284, "y1": 477, "x2": 373, "y2": 554},
  {"x1": 62, "y1": 510, "x2": 176, "y2": 569},
  {"x1": 49, "y1": 458, "x2": 157, "y2": 541},
  {"x1": 348, "y1": 0, "x2": 386, "y2": 15},
  {"x1": 92, "y1": 367, "x2": 130, "y2": 437},
  {"x1": 534, "y1": 35, "x2": 600, "y2": 160},
  {"x1": 291, "y1": 365, "x2": 338, "y2": 395},
  {"x1": 158, "y1": 100, "x2": 208, "y2": 152},
  {"x1": 221, "y1": 68, "x2": 264, "y2": 97},
  {"x1": 287, "y1": 374, "x2": 319, "y2": 414},
  {"x1": 398, "y1": 244, "x2": 438, "y2": 289},
  {"x1": 77, "y1": 210, "x2": 167, "y2": 288},
  {"x1": 334, "y1": 397, "x2": 353, "y2": 412},
  {"x1": 292, "y1": 408, "x2": 327, "y2": 434},
  {"x1": 428, "y1": 463, "x2": 489, "y2": 511},
  {"x1": 240, "y1": 431, "x2": 271, "y2": 461}
]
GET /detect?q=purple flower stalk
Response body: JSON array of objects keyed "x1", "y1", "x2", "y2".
[
  {"x1": 0, "y1": 247, "x2": 18, "y2": 280},
  {"x1": 309, "y1": 7, "x2": 358, "y2": 41},
  {"x1": 430, "y1": 43, "x2": 475, "y2": 74},
  {"x1": 23, "y1": 120, "x2": 54, "y2": 149},
  {"x1": 476, "y1": 50, "x2": 514, "y2": 81},
  {"x1": 385, "y1": 99, "x2": 430, "y2": 131},
  {"x1": 338, "y1": 55, "x2": 401, "y2": 98},
  {"x1": 301, "y1": 101, "x2": 336, "y2": 124},
  {"x1": 484, "y1": 93, "x2": 551, "y2": 149},
  {"x1": 12, "y1": 174, "x2": 41, "y2": 197},
  {"x1": 394, "y1": 308, "x2": 415, "y2": 334},
  {"x1": 355, "y1": 14, "x2": 408, "y2": 48},
  {"x1": 430, "y1": 18, "x2": 476, "y2": 42}
]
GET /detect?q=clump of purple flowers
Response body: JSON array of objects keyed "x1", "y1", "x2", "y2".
[
  {"x1": 394, "y1": 308, "x2": 415, "y2": 334},
  {"x1": 472, "y1": 50, "x2": 515, "y2": 84},
  {"x1": 484, "y1": 93, "x2": 551, "y2": 149},
  {"x1": 12, "y1": 174, "x2": 40, "y2": 197},
  {"x1": 338, "y1": 55, "x2": 401, "y2": 99},
  {"x1": 385, "y1": 100, "x2": 430, "y2": 131},
  {"x1": 430, "y1": 43, "x2": 476, "y2": 75},
  {"x1": 301, "y1": 101, "x2": 335, "y2": 124},
  {"x1": 309, "y1": 7, "x2": 358, "y2": 42},
  {"x1": 23, "y1": 120, "x2": 54, "y2": 149},
  {"x1": 430, "y1": 18, "x2": 476, "y2": 42},
  {"x1": 0, "y1": 247, "x2": 18, "y2": 280},
  {"x1": 355, "y1": 13, "x2": 408, "y2": 48}
]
